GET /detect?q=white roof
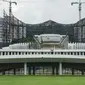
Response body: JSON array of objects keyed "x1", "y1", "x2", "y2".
[{"x1": 39, "y1": 34, "x2": 65, "y2": 37}]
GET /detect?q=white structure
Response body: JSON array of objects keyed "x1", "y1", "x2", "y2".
[
  {"x1": 2, "y1": 42, "x2": 85, "y2": 50},
  {"x1": 1, "y1": 34, "x2": 85, "y2": 75},
  {"x1": 0, "y1": 49, "x2": 85, "y2": 75},
  {"x1": 34, "y1": 34, "x2": 68, "y2": 49}
]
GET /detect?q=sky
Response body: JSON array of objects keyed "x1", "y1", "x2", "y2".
[{"x1": 0, "y1": 0, "x2": 85, "y2": 24}]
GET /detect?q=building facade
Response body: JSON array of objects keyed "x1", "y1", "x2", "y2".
[
  {"x1": 74, "y1": 18, "x2": 85, "y2": 42},
  {"x1": 0, "y1": 13, "x2": 26, "y2": 47},
  {"x1": 2, "y1": 11, "x2": 26, "y2": 46}
]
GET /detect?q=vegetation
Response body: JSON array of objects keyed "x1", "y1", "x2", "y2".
[
  {"x1": 0, "y1": 76, "x2": 85, "y2": 85},
  {"x1": 26, "y1": 20, "x2": 74, "y2": 42}
]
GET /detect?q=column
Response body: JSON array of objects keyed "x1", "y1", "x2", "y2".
[
  {"x1": 59, "y1": 62, "x2": 62, "y2": 75},
  {"x1": 24, "y1": 62, "x2": 27, "y2": 75}
]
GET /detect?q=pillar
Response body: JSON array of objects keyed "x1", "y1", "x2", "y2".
[
  {"x1": 24, "y1": 62, "x2": 27, "y2": 75},
  {"x1": 59, "y1": 62, "x2": 62, "y2": 75}
]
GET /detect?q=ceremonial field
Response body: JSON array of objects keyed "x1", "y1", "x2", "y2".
[{"x1": 0, "y1": 76, "x2": 85, "y2": 85}]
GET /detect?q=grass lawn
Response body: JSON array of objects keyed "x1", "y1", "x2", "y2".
[{"x1": 0, "y1": 76, "x2": 85, "y2": 85}]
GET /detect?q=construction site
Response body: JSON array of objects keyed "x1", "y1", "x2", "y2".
[{"x1": 0, "y1": 0, "x2": 26, "y2": 48}]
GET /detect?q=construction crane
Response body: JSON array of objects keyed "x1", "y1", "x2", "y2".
[
  {"x1": 71, "y1": 0, "x2": 85, "y2": 42},
  {"x1": 2, "y1": 0, "x2": 17, "y2": 43},
  {"x1": 71, "y1": 0, "x2": 85, "y2": 21},
  {"x1": 2, "y1": 0, "x2": 17, "y2": 17}
]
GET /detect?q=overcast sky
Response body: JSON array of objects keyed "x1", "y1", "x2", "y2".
[{"x1": 0, "y1": 0, "x2": 85, "y2": 24}]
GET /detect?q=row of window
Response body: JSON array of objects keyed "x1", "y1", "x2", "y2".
[{"x1": 0, "y1": 51, "x2": 85, "y2": 55}]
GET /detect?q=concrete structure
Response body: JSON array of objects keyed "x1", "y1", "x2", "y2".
[
  {"x1": 0, "y1": 49, "x2": 85, "y2": 75},
  {"x1": 34, "y1": 34, "x2": 68, "y2": 49},
  {"x1": 0, "y1": 34, "x2": 85, "y2": 75}
]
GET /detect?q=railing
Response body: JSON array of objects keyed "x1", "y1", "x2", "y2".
[
  {"x1": 0, "y1": 50, "x2": 85, "y2": 56},
  {"x1": 68, "y1": 42, "x2": 85, "y2": 49}
]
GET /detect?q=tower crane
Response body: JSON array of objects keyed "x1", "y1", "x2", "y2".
[
  {"x1": 71, "y1": 0, "x2": 85, "y2": 20},
  {"x1": 2, "y1": 0, "x2": 17, "y2": 17},
  {"x1": 71, "y1": 0, "x2": 85, "y2": 42},
  {"x1": 2, "y1": 0, "x2": 17, "y2": 43}
]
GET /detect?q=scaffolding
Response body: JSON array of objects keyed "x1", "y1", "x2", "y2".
[{"x1": 2, "y1": 10, "x2": 26, "y2": 46}]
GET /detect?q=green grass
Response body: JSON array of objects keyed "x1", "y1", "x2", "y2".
[{"x1": 0, "y1": 76, "x2": 85, "y2": 85}]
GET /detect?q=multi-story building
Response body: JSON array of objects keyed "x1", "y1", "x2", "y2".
[
  {"x1": 2, "y1": 14, "x2": 26, "y2": 45},
  {"x1": 0, "y1": 15, "x2": 26, "y2": 47},
  {"x1": 0, "y1": 17, "x2": 3, "y2": 47},
  {"x1": 74, "y1": 18, "x2": 85, "y2": 42}
]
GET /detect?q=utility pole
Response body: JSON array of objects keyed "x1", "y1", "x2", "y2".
[
  {"x1": 71, "y1": 0, "x2": 85, "y2": 42},
  {"x1": 2, "y1": 0, "x2": 17, "y2": 43}
]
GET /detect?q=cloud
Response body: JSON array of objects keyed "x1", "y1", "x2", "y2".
[{"x1": 0, "y1": 0, "x2": 85, "y2": 24}]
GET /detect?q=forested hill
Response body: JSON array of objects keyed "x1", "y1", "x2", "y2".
[{"x1": 26, "y1": 20, "x2": 75, "y2": 42}]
